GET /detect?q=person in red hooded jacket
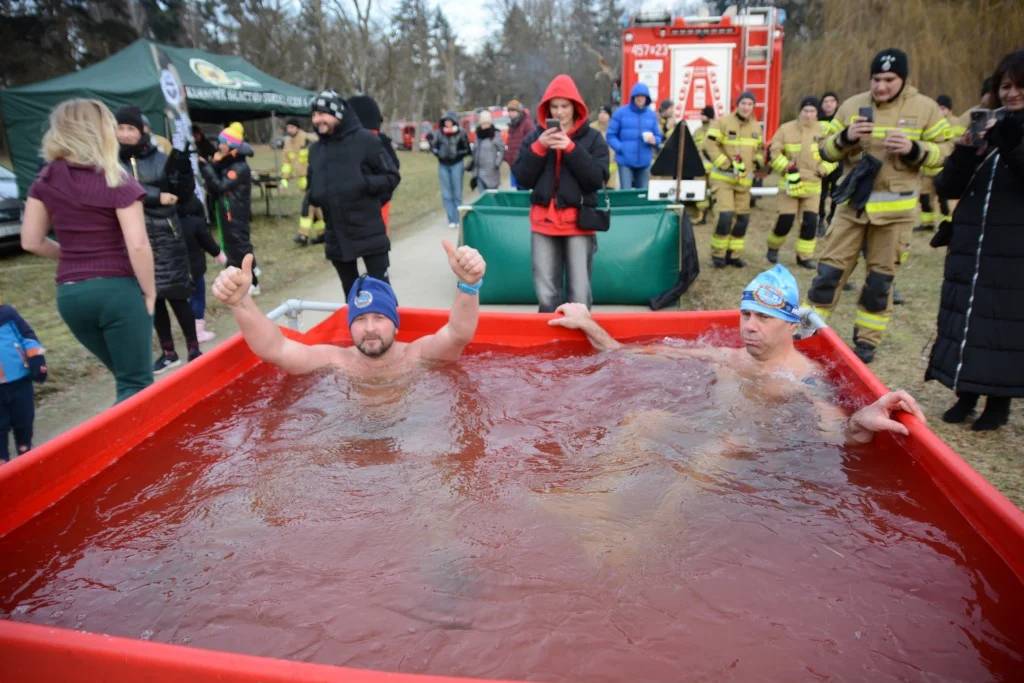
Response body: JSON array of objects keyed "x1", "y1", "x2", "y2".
[{"x1": 512, "y1": 75, "x2": 610, "y2": 312}]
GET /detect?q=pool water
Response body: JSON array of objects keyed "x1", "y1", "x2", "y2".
[{"x1": 1, "y1": 342, "x2": 1022, "y2": 682}]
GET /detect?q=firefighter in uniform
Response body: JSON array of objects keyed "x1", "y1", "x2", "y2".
[
  {"x1": 280, "y1": 118, "x2": 324, "y2": 245},
  {"x1": 659, "y1": 99, "x2": 677, "y2": 140},
  {"x1": 702, "y1": 91, "x2": 766, "y2": 268},
  {"x1": 806, "y1": 49, "x2": 948, "y2": 364},
  {"x1": 766, "y1": 96, "x2": 838, "y2": 268},
  {"x1": 692, "y1": 105, "x2": 715, "y2": 224}
]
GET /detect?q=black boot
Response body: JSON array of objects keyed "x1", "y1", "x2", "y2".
[
  {"x1": 912, "y1": 224, "x2": 934, "y2": 233},
  {"x1": 293, "y1": 234, "x2": 309, "y2": 246},
  {"x1": 972, "y1": 396, "x2": 1011, "y2": 432},
  {"x1": 310, "y1": 233, "x2": 325, "y2": 245},
  {"x1": 766, "y1": 248, "x2": 779, "y2": 264},
  {"x1": 713, "y1": 256, "x2": 727, "y2": 269},
  {"x1": 843, "y1": 281, "x2": 856, "y2": 291},
  {"x1": 725, "y1": 251, "x2": 747, "y2": 268},
  {"x1": 892, "y1": 288, "x2": 905, "y2": 305},
  {"x1": 942, "y1": 392, "x2": 979, "y2": 424},
  {"x1": 796, "y1": 257, "x2": 817, "y2": 270},
  {"x1": 853, "y1": 340, "x2": 877, "y2": 364}
]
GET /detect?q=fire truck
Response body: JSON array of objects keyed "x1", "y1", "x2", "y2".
[{"x1": 621, "y1": 5, "x2": 785, "y2": 138}]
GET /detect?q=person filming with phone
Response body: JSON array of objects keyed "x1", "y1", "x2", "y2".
[
  {"x1": 511, "y1": 74, "x2": 609, "y2": 312},
  {"x1": 805, "y1": 48, "x2": 949, "y2": 364},
  {"x1": 924, "y1": 50, "x2": 1024, "y2": 432}
]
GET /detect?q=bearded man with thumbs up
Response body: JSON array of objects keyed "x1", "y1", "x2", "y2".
[{"x1": 212, "y1": 242, "x2": 485, "y2": 375}]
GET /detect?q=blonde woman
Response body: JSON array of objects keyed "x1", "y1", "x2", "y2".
[{"x1": 20, "y1": 99, "x2": 157, "y2": 404}]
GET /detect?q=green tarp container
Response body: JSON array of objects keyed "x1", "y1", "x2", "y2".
[{"x1": 463, "y1": 190, "x2": 682, "y2": 305}]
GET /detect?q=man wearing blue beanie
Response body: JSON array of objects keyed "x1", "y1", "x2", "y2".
[
  {"x1": 212, "y1": 240, "x2": 486, "y2": 372},
  {"x1": 549, "y1": 265, "x2": 927, "y2": 445}
]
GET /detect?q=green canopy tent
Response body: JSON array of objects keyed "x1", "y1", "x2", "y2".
[{"x1": 0, "y1": 39, "x2": 315, "y2": 196}]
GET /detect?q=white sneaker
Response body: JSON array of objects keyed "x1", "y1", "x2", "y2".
[
  {"x1": 448, "y1": 222, "x2": 458, "y2": 230},
  {"x1": 195, "y1": 319, "x2": 216, "y2": 343},
  {"x1": 249, "y1": 284, "x2": 261, "y2": 297}
]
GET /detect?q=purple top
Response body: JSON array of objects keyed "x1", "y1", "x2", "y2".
[{"x1": 28, "y1": 160, "x2": 146, "y2": 285}]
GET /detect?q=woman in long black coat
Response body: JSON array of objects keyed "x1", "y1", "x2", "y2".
[{"x1": 926, "y1": 51, "x2": 1024, "y2": 431}]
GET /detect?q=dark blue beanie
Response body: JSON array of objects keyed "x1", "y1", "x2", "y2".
[{"x1": 347, "y1": 276, "x2": 400, "y2": 330}]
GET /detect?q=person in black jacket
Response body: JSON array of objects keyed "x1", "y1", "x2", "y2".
[
  {"x1": 347, "y1": 94, "x2": 401, "y2": 232},
  {"x1": 116, "y1": 105, "x2": 200, "y2": 374},
  {"x1": 305, "y1": 89, "x2": 401, "y2": 298},
  {"x1": 200, "y1": 124, "x2": 258, "y2": 298},
  {"x1": 512, "y1": 74, "x2": 610, "y2": 312},
  {"x1": 926, "y1": 51, "x2": 1024, "y2": 432},
  {"x1": 431, "y1": 110, "x2": 472, "y2": 229}
]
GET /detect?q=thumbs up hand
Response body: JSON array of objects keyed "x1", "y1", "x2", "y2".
[
  {"x1": 443, "y1": 239, "x2": 485, "y2": 285},
  {"x1": 212, "y1": 253, "x2": 254, "y2": 306}
]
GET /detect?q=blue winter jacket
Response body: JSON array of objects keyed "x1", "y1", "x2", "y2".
[
  {"x1": 0, "y1": 305, "x2": 46, "y2": 385},
  {"x1": 606, "y1": 83, "x2": 663, "y2": 169}
]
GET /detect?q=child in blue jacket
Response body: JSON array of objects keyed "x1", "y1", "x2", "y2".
[{"x1": 0, "y1": 305, "x2": 47, "y2": 462}]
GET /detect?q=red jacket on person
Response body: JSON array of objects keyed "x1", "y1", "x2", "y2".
[{"x1": 512, "y1": 74, "x2": 609, "y2": 237}]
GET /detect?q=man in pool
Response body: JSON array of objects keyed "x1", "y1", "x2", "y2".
[
  {"x1": 212, "y1": 240, "x2": 486, "y2": 375},
  {"x1": 548, "y1": 264, "x2": 927, "y2": 445}
]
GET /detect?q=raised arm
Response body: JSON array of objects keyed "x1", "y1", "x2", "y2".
[
  {"x1": 410, "y1": 241, "x2": 486, "y2": 363},
  {"x1": 212, "y1": 254, "x2": 343, "y2": 374}
]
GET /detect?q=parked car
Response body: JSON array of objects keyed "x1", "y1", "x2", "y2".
[{"x1": 0, "y1": 165, "x2": 24, "y2": 251}]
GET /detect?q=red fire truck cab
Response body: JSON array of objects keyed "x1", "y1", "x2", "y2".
[{"x1": 621, "y1": 5, "x2": 784, "y2": 139}]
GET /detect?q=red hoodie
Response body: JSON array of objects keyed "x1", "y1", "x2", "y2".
[{"x1": 528, "y1": 75, "x2": 593, "y2": 237}]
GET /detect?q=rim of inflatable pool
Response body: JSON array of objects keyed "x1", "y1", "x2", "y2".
[{"x1": 1, "y1": 306, "x2": 1022, "y2": 682}]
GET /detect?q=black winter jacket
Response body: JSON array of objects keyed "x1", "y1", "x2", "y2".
[
  {"x1": 432, "y1": 111, "x2": 472, "y2": 166},
  {"x1": 200, "y1": 144, "x2": 254, "y2": 264},
  {"x1": 926, "y1": 116, "x2": 1024, "y2": 397},
  {"x1": 511, "y1": 122, "x2": 610, "y2": 212},
  {"x1": 306, "y1": 113, "x2": 401, "y2": 262},
  {"x1": 121, "y1": 142, "x2": 192, "y2": 299},
  {"x1": 178, "y1": 195, "x2": 221, "y2": 277}
]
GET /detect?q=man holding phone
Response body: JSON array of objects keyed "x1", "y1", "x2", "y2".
[{"x1": 807, "y1": 48, "x2": 948, "y2": 364}]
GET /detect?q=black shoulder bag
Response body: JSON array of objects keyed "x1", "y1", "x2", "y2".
[{"x1": 577, "y1": 182, "x2": 611, "y2": 232}]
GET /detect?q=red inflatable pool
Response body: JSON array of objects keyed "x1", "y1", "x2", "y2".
[{"x1": 1, "y1": 309, "x2": 1022, "y2": 681}]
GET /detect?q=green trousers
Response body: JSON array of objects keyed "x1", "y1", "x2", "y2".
[{"x1": 57, "y1": 277, "x2": 154, "y2": 404}]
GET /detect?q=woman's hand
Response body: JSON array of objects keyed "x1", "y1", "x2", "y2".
[
  {"x1": 548, "y1": 131, "x2": 572, "y2": 150},
  {"x1": 144, "y1": 292, "x2": 156, "y2": 317},
  {"x1": 159, "y1": 192, "x2": 178, "y2": 206},
  {"x1": 537, "y1": 128, "x2": 561, "y2": 148}
]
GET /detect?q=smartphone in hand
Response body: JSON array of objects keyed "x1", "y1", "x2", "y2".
[
  {"x1": 858, "y1": 106, "x2": 874, "y2": 122},
  {"x1": 968, "y1": 109, "x2": 991, "y2": 145},
  {"x1": 546, "y1": 118, "x2": 560, "y2": 131}
]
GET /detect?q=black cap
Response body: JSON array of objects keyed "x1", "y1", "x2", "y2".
[
  {"x1": 701, "y1": 105, "x2": 715, "y2": 118},
  {"x1": 114, "y1": 105, "x2": 145, "y2": 133},
  {"x1": 599, "y1": 104, "x2": 613, "y2": 115},
  {"x1": 659, "y1": 98, "x2": 674, "y2": 113},
  {"x1": 800, "y1": 96, "x2": 820, "y2": 111},
  {"x1": 936, "y1": 94, "x2": 953, "y2": 109},
  {"x1": 286, "y1": 117, "x2": 301, "y2": 129},
  {"x1": 311, "y1": 89, "x2": 346, "y2": 120},
  {"x1": 871, "y1": 48, "x2": 909, "y2": 80},
  {"x1": 820, "y1": 91, "x2": 839, "y2": 102}
]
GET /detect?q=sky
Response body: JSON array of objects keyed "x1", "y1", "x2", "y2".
[{"x1": 373, "y1": 0, "x2": 493, "y2": 52}]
